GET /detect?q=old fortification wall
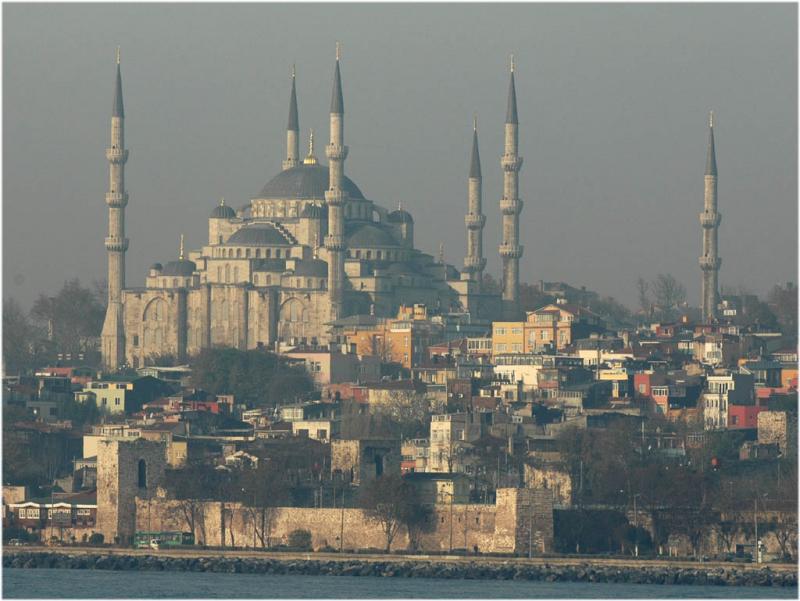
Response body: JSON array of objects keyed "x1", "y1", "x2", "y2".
[{"x1": 135, "y1": 487, "x2": 553, "y2": 554}]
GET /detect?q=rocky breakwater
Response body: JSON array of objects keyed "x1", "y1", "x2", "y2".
[{"x1": 4, "y1": 551, "x2": 797, "y2": 588}]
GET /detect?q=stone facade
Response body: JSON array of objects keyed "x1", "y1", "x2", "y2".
[
  {"x1": 758, "y1": 411, "x2": 796, "y2": 455},
  {"x1": 95, "y1": 439, "x2": 167, "y2": 545},
  {"x1": 330, "y1": 439, "x2": 401, "y2": 486},
  {"x1": 135, "y1": 487, "x2": 553, "y2": 554},
  {"x1": 524, "y1": 463, "x2": 573, "y2": 506}
]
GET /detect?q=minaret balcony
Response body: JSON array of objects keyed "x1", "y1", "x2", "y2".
[
  {"x1": 501, "y1": 155, "x2": 523, "y2": 172},
  {"x1": 325, "y1": 144, "x2": 349, "y2": 161},
  {"x1": 499, "y1": 243, "x2": 523, "y2": 259},
  {"x1": 464, "y1": 256, "x2": 487, "y2": 271},
  {"x1": 699, "y1": 211, "x2": 721, "y2": 228},
  {"x1": 465, "y1": 214, "x2": 486, "y2": 229},
  {"x1": 325, "y1": 189, "x2": 347, "y2": 206},
  {"x1": 105, "y1": 192, "x2": 128, "y2": 207},
  {"x1": 282, "y1": 158, "x2": 300, "y2": 170},
  {"x1": 105, "y1": 236, "x2": 129, "y2": 252},
  {"x1": 699, "y1": 256, "x2": 721, "y2": 270},
  {"x1": 500, "y1": 198, "x2": 523, "y2": 215},
  {"x1": 325, "y1": 234, "x2": 346, "y2": 251},
  {"x1": 105, "y1": 148, "x2": 129, "y2": 163}
]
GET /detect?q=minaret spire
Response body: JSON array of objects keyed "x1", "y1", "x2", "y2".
[
  {"x1": 464, "y1": 117, "x2": 486, "y2": 284},
  {"x1": 283, "y1": 65, "x2": 300, "y2": 170},
  {"x1": 500, "y1": 57, "x2": 524, "y2": 318},
  {"x1": 179, "y1": 234, "x2": 185, "y2": 261},
  {"x1": 101, "y1": 48, "x2": 130, "y2": 371},
  {"x1": 325, "y1": 44, "x2": 349, "y2": 323},
  {"x1": 700, "y1": 111, "x2": 721, "y2": 322}
]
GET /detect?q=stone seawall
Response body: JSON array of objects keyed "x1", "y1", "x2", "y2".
[{"x1": 4, "y1": 550, "x2": 797, "y2": 588}]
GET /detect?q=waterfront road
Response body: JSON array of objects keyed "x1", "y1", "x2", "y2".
[{"x1": 5, "y1": 546, "x2": 797, "y2": 573}]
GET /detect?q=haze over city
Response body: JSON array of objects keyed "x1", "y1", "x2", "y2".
[{"x1": 3, "y1": 2, "x2": 797, "y2": 307}]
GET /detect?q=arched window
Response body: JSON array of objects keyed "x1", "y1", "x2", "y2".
[
  {"x1": 236, "y1": 249, "x2": 242, "y2": 258},
  {"x1": 246, "y1": 249, "x2": 251, "y2": 258},
  {"x1": 217, "y1": 266, "x2": 222, "y2": 281},
  {"x1": 233, "y1": 267, "x2": 239, "y2": 281},
  {"x1": 307, "y1": 279, "x2": 312, "y2": 288},
  {"x1": 173, "y1": 278, "x2": 178, "y2": 288},
  {"x1": 254, "y1": 274, "x2": 259, "y2": 286},
  {"x1": 266, "y1": 249, "x2": 272, "y2": 258},
  {"x1": 376, "y1": 251, "x2": 382, "y2": 260},
  {"x1": 218, "y1": 236, "x2": 223, "y2": 245},
  {"x1": 255, "y1": 249, "x2": 261, "y2": 258},
  {"x1": 355, "y1": 250, "x2": 361, "y2": 259},
  {"x1": 366, "y1": 251, "x2": 372, "y2": 259},
  {"x1": 266, "y1": 274, "x2": 272, "y2": 285},
  {"x1": 137, "y1": 459, "x2": 147, "y2": 488},
  {"x1": 225, "y1": 264, "x2": 230, "y2": 282}
]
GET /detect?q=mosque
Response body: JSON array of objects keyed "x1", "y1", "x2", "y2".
[{"x1": 101, "y1": 48, "x2": 525, "y2": 370}]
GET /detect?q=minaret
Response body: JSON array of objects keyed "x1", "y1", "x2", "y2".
[
  {"x1": 464, "y1": 116, "x2": 486, "y2": 284},
  {"x1": 283, "y1": 65, "x2": 300, "y2": 170},
  {"x1": 101, "y1": 47, "x2": 130, "y2": 371},
  {"x1": 499, "y1": 55, "x2": 524, "y2": 318},
  {"x1": 699, "y1": 111, "x2": 721, "y2": 322},
  {"x1": 325, "y1": 43, "x2": 348, "y2": 322}
]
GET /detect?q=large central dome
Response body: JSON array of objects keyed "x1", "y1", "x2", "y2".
[{"x1": 256, "y1": 164, "x2": 365, "y2": 201}]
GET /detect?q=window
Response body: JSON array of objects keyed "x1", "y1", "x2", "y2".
[
  {"x1": 138, "y1": 459, "x2": 147, "y2": 488},
  {"x1": 132, "y1": 335, "x2": 139, "y2": 346}
]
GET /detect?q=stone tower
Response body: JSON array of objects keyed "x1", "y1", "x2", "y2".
[
  {"x1": 325, "y1": 45, "x2": 348, "y2": 322},
  {"x1": 699, "y1": 111, "x2": 721, "y2": 322},
  {"x1": 101, "y1": 48, "x2": 129, "y2": 371},
  {"x1": 283, "y1": 66, "x2": 300, "y2": 170},
  {"x1": 96, "y1": 439, "x2": 166, "y2": 545},
  {"x1": 499, "y1": 57, "x2": 524, "y2": 319},
  {"x1": 463, "y1": 117, "x2": 486, "y2": 284}
]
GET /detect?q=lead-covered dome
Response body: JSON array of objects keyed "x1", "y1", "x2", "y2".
[
  {"x1": 256, "y1": 164, "x2": 365, "y2": 201},
  {"x1": 387, "y1": 209, "x2": 413, "y2": 224},
  {"x1": 210, "y1": 204, "x2": 236, "y2": 219},
  {"x1": 161, "y1": 259, "x2": 196, "y2": 277},
  {"x1": 347, "y1": 223, "x2": 400, "y2": 248}
]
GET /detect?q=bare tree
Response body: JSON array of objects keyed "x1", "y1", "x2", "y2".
[
  {"x1": 636, "y1": 277, "x2": 651, "y2": 316},
  {"x1": 360, "y1": 474, "x2": 430, "y2": 552},
  {"x1": 652, "y1": 274, "x2": 687, "y2": 320}
]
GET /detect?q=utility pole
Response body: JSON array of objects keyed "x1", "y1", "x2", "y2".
[
  {"x1": 528, "y1": 499, "x2": 533, "y2": 559},
  {"x1": 754, "y1": 497, "x2": 759, "y2": 564},
  {"x1": 633, "y1": 494, "x2": 640, "y2": 558}
]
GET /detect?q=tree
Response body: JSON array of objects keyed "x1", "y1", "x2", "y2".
[
  {"x1": 360, "y1": 474, "x2": 430, "y2": 552},
  {"x1": 767, "y1": 282, "x2": 798, "y2": 340},
  {"x1": 236, "y1": 463, "x2": 290, "y2": 548},
  {"x1": 190, "y1": 347, "x2": 315, "y2": 407},
  {"x1": 30, "y1": 279, "x2": 106, "y2": 361},
  {"x1": 369, "y1": 391, "x2": 435, "y2": 439},
  {"x1": 3, "y1": 297, "x2": 45, "y2": 374},
  {"x1": 651, "y1": 274, "x2": 686, "y2": 321},
  {"x1": 588, "y1": 296, "x2": 633, "y2": 326}
]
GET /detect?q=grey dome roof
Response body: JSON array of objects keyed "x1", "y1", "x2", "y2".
[
  {"x1": 161, "y1": 259, "x2": 196, "y2": 277},
  {"x1": 256, "y1": 164, "x2": 364, "y2": 201},
  {"x1": 347, "y1": 223, "x2": 399, "y2": 248},
  {"x1": 290, "y1": 259, "x2": 328, "y2": 278},
  {"x1": 387, "y1": 209, "x2": 413, "y2": 224},
  {"x1": 227, "y1": 224, "x2": 291, "y2": 246},
  {"x1": 211, "y1": 204, "x2": 236, "y2": 219},
  {"x1": 300, "y1": 203, "x2": 327, "y2": 219},
  {"x1": 150, "y1": 263, "x2": 163, "y2": 271}
]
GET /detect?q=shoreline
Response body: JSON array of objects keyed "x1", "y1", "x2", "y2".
[{"x1": 4, "y1": 549, "x2": 797, "y2": 588}]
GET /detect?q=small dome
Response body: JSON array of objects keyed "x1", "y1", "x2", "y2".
[
  {"x1": 210, "y1": 204, "x2": 236, "y2": 219},
  {"x1": 256, "y1": 164, "x2": 365, "y2": 201},
  {"x1": 161, "y1": 259, "x2": 196, "y2": 277},
  {"x1": 300, "y1": 203, "x2": 327, "y2": 219},
  {"x1": 387, "y1": 209, "x2": 413, "y2": 224},
  {"x1": 290, "y1": 259, "x2": 328, "y2": 278},
  {"x1": 227, "y1": 224, "x2": 291, "y2": 246},
  {"x1": 347, "y1": 223, "x2": 399, "y2": 248},
  {"x1": 150, "y1": 263, "x2": 163, "y2": 272}
]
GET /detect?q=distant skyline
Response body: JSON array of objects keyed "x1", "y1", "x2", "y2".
[{"x1": 4, "y1": 3, "x2": 797, "y2": 308}]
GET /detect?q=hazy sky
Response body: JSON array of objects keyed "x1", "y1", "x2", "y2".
[{"x1": 4, "y1": 3, "x2": 797, "y2": 309}]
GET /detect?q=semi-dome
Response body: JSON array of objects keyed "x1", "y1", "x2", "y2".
[
  {"x1": 256, "y1": 164, "x2": 365, "y2": 201},
  {"x1": 210, "y1": 203, "x2": 236, "y2": 219},
  {"x1": 290, "y1": 258, "x2": 328, "y2": 278},
  {"x1": 227, "y1": 224, "x2": 291, "y2": 246},
  {"x1": 387, "y1": 209, "x2": 413, "y2": 224},
  {"x1": 300, "y1": 203, "x2": 328, "y2": 219},
  {"x1": 161, "y1": 259, "x2": 196, "y2": 277},
  {"x1": 150, "y1": 262, "x2": 163, "y2": 272},
  {"x1": 347, "y1": 223, "x2": 400, "y2": 248}
]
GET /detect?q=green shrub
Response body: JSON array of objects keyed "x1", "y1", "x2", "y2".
[
  {"x1": 88, "y1": 533, "x2": 104, "y2": 545},
  {"x1": 287, "y1": 529, "x2": 312, "y2": 550}
]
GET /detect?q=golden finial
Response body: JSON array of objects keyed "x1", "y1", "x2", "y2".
[
  {"x1": 398, "y1": 200, "x2": 403, "y2": 211},
  {"x1": 709, "y1": 110, "x2": 714, "y2": 128},
  {"x1": 220, "y1": 197, "x2": 225, "y2": 206},
  {"x1": 303, "y1": 129, "x2": 318, "y2": 165},
  {"x1": 473, "y1": 114, "x2": 478, "y2": 132},
  {"x1": 116, "y1": 46, "x2": 121, "y2": 65},
  {"x1": 336, "y1": 41, "x2": 341, "y2": 61},
  {"x1": 292, "y1": 64, "x2": 296, "y2": 79},
  {"x1": 510, "y1": 53, "x2": 515, "y2": 73},
  {"x1": 179, "y1": 234, "x2": 185, "y2": 261}
]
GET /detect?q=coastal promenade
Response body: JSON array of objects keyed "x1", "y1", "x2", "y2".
[{"x1": 5, "y1": 546, "x2": 797, "y2": 588}]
